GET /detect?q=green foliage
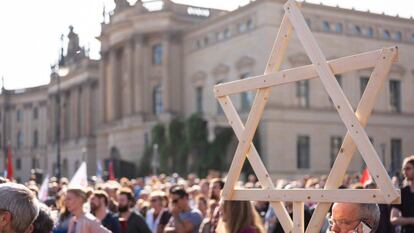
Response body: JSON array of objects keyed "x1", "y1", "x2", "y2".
[{"x1": 139, "y1": 113, "x2": 245, "y2": 176}]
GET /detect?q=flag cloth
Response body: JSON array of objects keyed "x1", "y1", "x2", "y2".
[
  {"x1": 360, "y1": 167, "x2": 372, "y2": 186},
  {"x1": 38, "y1": 174, "x2": 49, "y2": 202},
  {"x1": 96, "y1": 160, "x2": 103, "y2": 180},
  {"x1": 69, "y1": 162, "x2": 88, "y2": 188},
  {"x1": 6, "y1": 145, "x2": 13, "y2": 180},
  {"x1": 108, "y1": 161, "x2": 115, "y2": 181}
]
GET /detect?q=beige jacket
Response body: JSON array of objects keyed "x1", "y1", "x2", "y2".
[{"x1": 67, "y1": 212, "x2": 111, "y2": 233}]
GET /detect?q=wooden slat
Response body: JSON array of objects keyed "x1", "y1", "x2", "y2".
[
  {"x1": 219, "y1": 14, "x2": 294, "y2": 232},
  {"x1": 293, "y1": 202, "x2": 305, "y2": 233},
  {"x1": 214, "y1": 47, "x2": 397, "y2": 97},
  {"x1": 306, "y1": 47, "x2": 398, "y2": 232},
  {"x1": 285, "y1": 0, "x2": 398, "y2": 204},
  {"x1": 231, "y1": 189, "x2": 401, "y2": 204}
]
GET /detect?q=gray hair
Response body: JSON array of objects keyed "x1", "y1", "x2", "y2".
[
  {"x1": 0, "y1": 183, "x2": 40, "y2": 233},
  {"x1": 359, "y1": 203, "x2": 380, "y2": 233}
]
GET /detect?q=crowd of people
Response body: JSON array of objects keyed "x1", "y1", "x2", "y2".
[{"x1": 0, "y1": 155, "x2": 412, "y2": 233}]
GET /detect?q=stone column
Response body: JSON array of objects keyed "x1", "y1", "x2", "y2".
[
  {"x1": 84, "y1": 81, "x2": 91, "y2": 136},
  {"x1": 123, "y1": 41, "x2": 133, "y2": 116},
  {"x1": 107, "y1": 50, "x2": 117, "y2": 121},
  {"x1": 133, "y1": 35, "x2": 145, "y2": 114},
  {"x1": 161, "y1": 34, "x2": 170, "y2": 113},
  {"x1": 98, "y1": 51, "x2": 108, "y2": 123}
]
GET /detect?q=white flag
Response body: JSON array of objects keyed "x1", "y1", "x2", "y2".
[
  {"x1": 38, "y1": 174, "x2": 49, "y2": 202},
  {"x1": 69, "y1": 162, "x2": 88, "y2": 188}
]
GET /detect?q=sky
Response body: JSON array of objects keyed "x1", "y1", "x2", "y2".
[{"x1": 0, "y1": 0, "x2": 412, "y2": 90}]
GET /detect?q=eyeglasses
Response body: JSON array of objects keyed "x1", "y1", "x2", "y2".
[
  {"x1": 150, "y1": 199, "x2": 158, "y2": 203},
  {"x1": 328, "y1": 218, "x2": 361, "y2": 228}
]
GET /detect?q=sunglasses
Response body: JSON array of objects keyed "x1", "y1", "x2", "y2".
[{"x1": 172, "y1": 198, "x2": 181, "y2": 204}]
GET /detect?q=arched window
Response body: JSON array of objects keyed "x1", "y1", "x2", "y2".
[
  {"x1": 383, "y1": 30, "x2": 391, "y2": 40},
  {"x1": 322, "y1": 21, "x2": 330, "y2": 32},
  {"x1": 153, "y1": 85, "x2": 163, "y2": 115}
]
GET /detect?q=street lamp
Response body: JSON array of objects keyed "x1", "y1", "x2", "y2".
[{"x1": 55, "y1": 34, "x2": 69, "y2": 179}]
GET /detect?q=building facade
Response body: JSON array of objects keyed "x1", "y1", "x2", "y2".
[{"x1": 1, "y1": 0, "x2": 414, "y2": 181}]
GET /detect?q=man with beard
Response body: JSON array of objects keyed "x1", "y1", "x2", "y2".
[
  {"x1": 164, "y1": 186, "x2": 202, "y2": 233},
  {"x1": 90, "y1": 190, "x2": 121, "y2": 233},
  {"x1": 117, "y1": 187, "x2": 151, "y2": 233}
]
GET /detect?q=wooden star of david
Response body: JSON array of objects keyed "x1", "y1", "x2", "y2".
[{"x1": 213, "y1": 1, "x2": 401, "y2": 232}]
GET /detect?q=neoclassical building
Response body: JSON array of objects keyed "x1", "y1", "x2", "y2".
[{"x1": 1, "y1": 0, "x2": 414, "y2": 181}]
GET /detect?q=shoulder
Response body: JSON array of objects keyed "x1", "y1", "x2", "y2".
[{"x1": 180, "y1": 209, "x2": 202, "y2": 223}]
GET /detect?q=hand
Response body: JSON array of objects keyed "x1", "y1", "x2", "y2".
[{"x1": 171, "y1": 206, "x2": 180, "y2": 217}]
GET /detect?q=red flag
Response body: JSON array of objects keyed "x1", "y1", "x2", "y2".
[
  {"x1": 6, "y1": 145, "x2": 13, "y2": 180},
  {"x1": 360, "y1": 167, "x2": 371, "y2": 185},
  {"x1": 108, "y1": 161, "x2": 115, "y2": 181}
]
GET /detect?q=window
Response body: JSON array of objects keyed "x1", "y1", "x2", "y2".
[
  {"x1": 31, "y1": 157, "x2": 39, "y2": 169},
  {"x1": 216, "y1": 81, "x2": 224, "y2": 115},
  {"x1": 389, "y1": 80, "x2": 401, "y2": 112},
  {"x1": 360, "y1": 76, "x2": 369, "y2": 97},
  {"x1": 33, "y1": 107, "x2": 38, "y2": 119},
  {"x1": 395, "y1": 31, "x2": 402, "y2": 41},
  {"x1": 383, "y1": 30, "x2": 391, "y2": 40},
  {"x1": 297, "y1": 135, "x2": 310, "y2": 169},
  {"x1": 152, "y1": 44, "x2": 163, "y2": 65},
  {"x1": 322, "y1": 21, "x2": 330, "y2": 32},
  {"x1": 329, "y1": 75, "x2": 342, "y2": 105},
  {"x1": 411, "y1": 33, "x2": 414, "y2": 42},
  {"x1": 203, "y1": 36, "x2": 209, "y2": 45},
  {"x1": 33, "y1": 130, "x2": 38, "y2": 148},
  {"x1": 296, "y1": 80, "x2": 309, "y2": 107},
  {"x1": 196, "y1": 40, "x2": 202, "y2": 48},
  {"x1": 16, "y1": 109, "x2": 23, "y2": 122},
  {"x1": 62, "y1": 159, "x2": 68, "y2": 177},
  {"x1": 224, "y1": 28, "x2": 231, "y2": 38},
  {"x1": 153, "y1": 85, "x2": 163, "y2": 115},
  {"x1": 390, "y1": 138, "x2": 402, "y2": 174},
  {"x1": 16, "y1": 158, "x2": 21, "y2": 170},
  {"x1": 305, "y1": 18, "x2": 311, "y2": 28},
  {"x1": 17, "y1": 131, "x2": 23, "y2": 149},
  {"x1": 330, "y1": 136, "x2": 342, "y2": 167},
  {"x1": 240, "y1": 73, "x2": 254, "y2": 111},
  {"x1": 247, "y1": 19, "x2": 254, "y2": 29},
  {"x1": 353, "y1": 25, "x2": 361, "y2": 35},
  {"x1": 367, "y1": 27, "x2": 374, "y2": 37},
  {"x1": 216, "y1": 31, "x2": 224, "y2": 41},
  {"x1": 196, "y1": 86, "x2": 203, "y2": 114},
  {"x1": 335, "y1": 23, "x2": 343, "y2": 33},
  {"x1": 238, "y1": 22, "x2": 247, "y2": 33}
]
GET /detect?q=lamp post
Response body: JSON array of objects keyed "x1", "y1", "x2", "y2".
[{"x1": 55, "y1": 34, "x2": 69, "y2": 179}]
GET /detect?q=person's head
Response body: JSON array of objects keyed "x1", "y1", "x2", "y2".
[
  {"x1": 65, "y1": 187, "x2": 87, "y2": 214},
  {"x1": 330, "y1": 203, "x2": 380, "y2": 233},
  {"x1": 199, "y1": 179, "x2": 210, "y2": 196},
  {"x1": 149, "y1": 191, "x2": 166, "y2": 212},
  {"x1": 196, "y1": 195, "x2": 208, "y2": 217},
  {"x1": 117, "y1": 187, "x2": 135, "y2": 213},
  {"x1": 0, "y1": 183, "x2": 40, "y2": 233},
  {"x1": 32, "y1": 203, "x2": 54, "y2": 233},
  {"x1": 402, "y1": 155, "x2": 414, "y2": 181},
  {"x1": 210, "y1": 178, "x2": 224, "y2": 201},
  {"x1": 170, "y1": 186, "x2": 189, "y2": 211},
  {"x1": 90, "y1": 190, "x2": 109, "y2": 213},
  {"x1": 218, "y1": 200, "x2": 264, "y2": 233}
]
